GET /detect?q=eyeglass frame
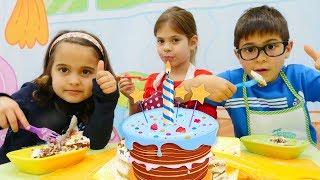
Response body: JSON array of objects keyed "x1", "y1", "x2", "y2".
[{"x1": 236, "y1": 41, "x2": 289, "y2": 61}]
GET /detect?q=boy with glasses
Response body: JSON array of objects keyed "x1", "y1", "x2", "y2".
[{"x1": 181, "y1": 5, "x2": 320, "y2": 146}]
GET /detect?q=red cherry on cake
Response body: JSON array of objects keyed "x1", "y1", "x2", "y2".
[
  {"x1": 194, "y1": 119, "x2": 201, "y2": 123},
  {"x1": 176, "y1": 127, "x2": 186, "y2": 133},
  {"x1": 150, "y1": 123, "x2": 158, "y2": 130}
]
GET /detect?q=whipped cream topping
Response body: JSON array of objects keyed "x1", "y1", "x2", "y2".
[
  {"x1": 251, "y1": 70, "x2": 267, "y2": 86},
  {"x1": 31, "y1": 115, "x2": 90, "y2": 158},
  {"x1": 117, "y1": 139, "x2": 130, "y2": 163}
]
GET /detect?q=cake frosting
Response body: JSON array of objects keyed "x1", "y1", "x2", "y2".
[
  {"x1": 208, "y1": 155, "x2": 228, "y2": 179},
  {"x1": 251, "y1": 70, "x2": 267, "y2": 86},
  {"x1": 123, "y1": 107, "x2": 218, "y2": 155},
  {"x1": 92, "y1": 139, "x2": 131, "y2": 180},
  {"x1": 117, "y1": 138, "x2": 130, "y2": 163},
  {"x1": 116, "y1": 138, "x2": 131, "y2": 178},
  {"x1": 122, "y1": 107, "x2": 219, "y2": 179}
]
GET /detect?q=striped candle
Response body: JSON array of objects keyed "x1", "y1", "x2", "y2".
[{"x1": 163, "y1": 61, "x2": 175, "y2": 125}]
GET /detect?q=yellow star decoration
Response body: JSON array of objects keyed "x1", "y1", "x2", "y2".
[
  {"x1": 175, "y1": 86, "x2": 188, "y2": 100},
  {"x1": 190, "y1": 84, "x2": 210, "y2": 104},
  {"x1": 130, "y1": 88, "x2": 145, "y2": 104}
]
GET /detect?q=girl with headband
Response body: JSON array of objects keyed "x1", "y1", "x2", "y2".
[{"x1": 0, "y1": 30, "x2": 119, "y2": 164}]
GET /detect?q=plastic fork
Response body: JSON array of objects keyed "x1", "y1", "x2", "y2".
[
  {"x1": 18, "y1": 121, "x2": 61, "y2": 143},
  {"x1": 116, "y1": 75, "x2": 148, "y2": 81},
  {"x1": 235, "y1": 79, "x2": 258, "y2": 88}
]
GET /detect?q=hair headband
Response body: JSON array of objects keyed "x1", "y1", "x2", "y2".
[{"x1": 49, "y1": 32, "x2": 104, "y2": 56}]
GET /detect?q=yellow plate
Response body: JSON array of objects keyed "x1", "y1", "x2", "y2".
[
  {"x1": 6, "y1": 145, "x2": 89, "y2": 175},
  {"x1": 240, "y1": 135, "x2": 310, "y2": 159}
]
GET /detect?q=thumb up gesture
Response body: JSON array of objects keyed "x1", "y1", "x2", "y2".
[
  {"x1": 304, "y1": 45, "x2": 320, "y2": 70},
  {"x1": 96, "y1": 60, "x2": 117, "y2": 94}
]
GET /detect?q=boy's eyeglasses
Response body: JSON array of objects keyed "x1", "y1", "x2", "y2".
[{"x1": 236, "y1": 41, "x2": 289, "y2": 61}]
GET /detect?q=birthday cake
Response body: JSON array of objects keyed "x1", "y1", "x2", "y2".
[{"x1": 122, "y1": 107, "x2": 219, "y2": 180}]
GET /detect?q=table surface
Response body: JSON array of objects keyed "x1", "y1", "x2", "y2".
[{"x1": 0, "y1": 137, "x2": 319, "y2": 179}]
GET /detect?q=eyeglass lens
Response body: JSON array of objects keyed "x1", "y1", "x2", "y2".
[{"x1": 239, "y1": 42, "x2": 287, "y2": 60}]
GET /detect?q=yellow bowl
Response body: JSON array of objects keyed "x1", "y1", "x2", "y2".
[
  {"x1": 240, "y1": 135, "x2": 310, "y2": 159},
  {"x1": 6, "y1": 145, "x2": 89, "y2": 175}
]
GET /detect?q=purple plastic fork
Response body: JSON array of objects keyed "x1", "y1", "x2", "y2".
[{"x1": 17, "y1": 121, "x2": 61, "y2": 143}]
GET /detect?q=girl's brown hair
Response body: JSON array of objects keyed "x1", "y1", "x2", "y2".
[
  {"x1": 32, "y1": 30, "x2": 113, "y2": 124},
  {"x1": 154, "y1": 6, "x2": 198, "y2": 64}
]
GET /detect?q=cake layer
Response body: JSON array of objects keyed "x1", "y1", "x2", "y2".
[
  {"x1": 132, "y1": 159, "x2": 208, "y2": 180},
  {"x1": 122, "y1": 108, "x2": 219, "y2": 156},
  {"x1": 130, "y1": 143, "x2": 211, "y2": 165},
  {"x1": 129, "y1": 143, "x2": 211, "y2": 180},
  {"x1": 128, "y1": 168, "x2": 212, "y2": 180}
]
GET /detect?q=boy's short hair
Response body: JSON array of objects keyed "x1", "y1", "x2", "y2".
[{"x1": 234, "y1": 5, "x2": 290, "y2": 48}]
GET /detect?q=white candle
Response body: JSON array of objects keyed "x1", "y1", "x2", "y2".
[{"x1": 163, "y1": 61, "x2": 174, "y2": 125}]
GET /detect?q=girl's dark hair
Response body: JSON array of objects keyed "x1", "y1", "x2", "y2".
[
  {"x1": 32, "y1": 30, "x2": 113, "y2": 124},
  {"x1": 154, "y1": 6, "x2": 198, "y2": 64},
  {"x1": 234, "y1": 5, "x2": 290, "y2": 48}
]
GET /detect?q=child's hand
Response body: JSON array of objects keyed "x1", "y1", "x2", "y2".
[
  {"x1": 0, "y1": 96, "x2": 30, "y2": 132},
  {"x1": 118, "y1": 77, "x2": 135, "y2": 99},
  {"x1": 195, "y1": 75, "x2": 237, "y2": 102},
  {"x1": 304, "y1": 45, "x2": 320, "y2": 70},
  {"x1": 180, "y1": 75, "x2": 236, "y2": 102},
  {"x1": 96, "y1": 60, "x2": 117, "y2": 94}
]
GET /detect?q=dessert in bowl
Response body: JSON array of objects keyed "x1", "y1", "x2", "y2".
[
  {"x1": 241, "y1": 135, "x2": 310, "y2": 159},
  {"x1": 7, "y1": 115, "x2": 90, "y2": 174}
]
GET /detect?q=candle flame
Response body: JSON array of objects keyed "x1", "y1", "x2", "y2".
[{"x1": 165, "y1": 61, "x2": 171, "y2": 74}]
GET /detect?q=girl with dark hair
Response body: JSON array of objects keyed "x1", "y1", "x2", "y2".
[{"x1": 0, "y1": 30, "x2": 119, "y2": 164}]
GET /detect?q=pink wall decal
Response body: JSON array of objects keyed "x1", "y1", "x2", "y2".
[{"x1": 0, "y1": 56, "x2": 18, "y2": 95}]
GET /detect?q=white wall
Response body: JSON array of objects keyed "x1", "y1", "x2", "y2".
[{"x1": 0, "y1": 0, "x2": 319, "y2": 143}]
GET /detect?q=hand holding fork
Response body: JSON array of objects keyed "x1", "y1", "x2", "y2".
[
  {"x1": 235, "y1": 70, "x2": 267, "y2": 88},
  {"x1": 18, "y1": 121, "x2": 61, "y2": 143},
  {"x1": 0, "y1": 96, "x2": 61, "y2": 143}
]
